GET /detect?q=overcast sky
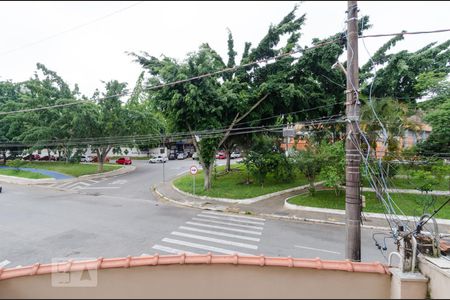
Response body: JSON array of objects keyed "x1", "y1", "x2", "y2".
[{"x1": 0, "y1": 1, "x2": 449, "y2": 96}]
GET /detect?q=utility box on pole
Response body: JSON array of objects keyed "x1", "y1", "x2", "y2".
[{"x1": 345, "y1": 0, "x2": 362, "y2": 262}]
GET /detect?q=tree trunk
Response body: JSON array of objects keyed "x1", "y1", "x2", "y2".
[
  {"x1": 1, "y1": 150, "x2": 6, "y2": 165},
  {"x1": 96, "y1": 149, "x2": 104, "y2": 172},
  {"x1": 203, "y1": 164, "x2": 213, "y2": 190},
  {"x1": 225, "y1": 149, "x2": 231, "y2": 172}
]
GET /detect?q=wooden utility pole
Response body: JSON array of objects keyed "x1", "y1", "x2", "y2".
[{"x1": 345, "y1": 0, "x2": 361, "y2": 262}]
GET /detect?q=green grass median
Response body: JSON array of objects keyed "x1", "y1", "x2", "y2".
[
  {"x1": 173, "y1": 164, "x2": 309, "y2": 199},
  {"x1": 0, "y1": 169, "x2": 51, "y2": 179},
  {"x1": 287, "y1": 189, "x2": 450, "y2": 219},
  {"x1": 6, "y1": 162, "x2": 121, "y2": 177}
]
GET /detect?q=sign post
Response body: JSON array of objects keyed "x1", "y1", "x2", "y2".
[{"x1": 190, "y1": 165, "x2": 198, "y2": 195}]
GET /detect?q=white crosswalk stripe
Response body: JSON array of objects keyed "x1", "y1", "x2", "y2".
[
  {"x1": 162, "y1": 238, "x2": 252, "y2": 256},
  {"x1": 178, "y1": 226, "x2": 260, "y2": 242},
  {"x1": 185, "y1": 222, "x2": 262, "y2": 235},
  {"x1": 0, "y1": 260, "x2": 11, "y2": 268},
  {"x1": 151, "y1": 212, "x2": 265, "y2": 256},
  {"x1": 202, "y1": 211, "x2": 266, "y2": 221},
  {"x1": 197, "y1": 214, "x2": 265, "y2": 225},
  {"x1": 191, "y1": 217, "x2": 264, "y2": 230},
  {"x1": 152, "y1": 245, "x2": 196, "y2": 255}
]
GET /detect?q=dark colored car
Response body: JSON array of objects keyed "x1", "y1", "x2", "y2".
[
  {"x1": 39, "y1": 155, "x2": 56, "y2": 161},
  {"x1": 168, "y1": 153, "x2": 177, "y2": 160},
  {"x1": 116, "y1": 157, "x2": 132, "y2": 165},
  {"x1": 22, "y1": 154, "x2": 40, "y2": 161}
]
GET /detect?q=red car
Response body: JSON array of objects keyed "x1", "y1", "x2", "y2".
[
  {"x1": 116, "y1": 157, "x2": 132, "y2": 165},
  {"x1": 215, "y1": 151, "x2": 226, "y2": 159},
  {"x1": 39, "y1": 155, "x2": 56, "y2": 161}
]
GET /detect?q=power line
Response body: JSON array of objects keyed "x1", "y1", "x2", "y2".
[
  {"x1": 0, "y1": 2, "x2": 144, "y2": 56},
  {"x1": 359, "y1": 28, "x2": 450, "y2": 39}
]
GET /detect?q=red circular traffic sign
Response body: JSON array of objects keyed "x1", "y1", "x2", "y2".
[{"x1": 190, "y1": 166, "x2": 198, "y2": 175}]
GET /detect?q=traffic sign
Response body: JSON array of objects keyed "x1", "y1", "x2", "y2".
[{"x1": 190, "y1": 166, "x2": 198, "y2": 175}]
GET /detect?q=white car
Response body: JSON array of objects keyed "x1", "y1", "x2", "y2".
[
  {"x1": 80, "y1": 156, "x2": 93, "y2": 162},
  {"x1": 230, "y1": 151, "x2": 241, "y2": 159},
  {"x1": 149, "y1": 155, "x2": 168, "y2": 163}
]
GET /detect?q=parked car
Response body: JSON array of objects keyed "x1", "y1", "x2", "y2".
[
  {"x1": 22, "y1": 154, "x2": 40, "y2": 161},
  {"x1": 177, "y1": 152, "x2": 187, "y2": 160},
  {"x1": 192, "y1": 152, "x2": 199, "y2": 160},
  {"x1": 39, "y1": 155, "x2": 57, "y2": 161},
  {"x1": 92, "y1": 156, "x2": 110, "y2": 163},
  {"x1": 230, "y1": 151, "x2": 241, "y2": 159},
  {"x1": 116, "y1": 157, "x2": 132, "y2": 165},
  {"x1": 149, "y1": 155, "x2": 168, "y2": 163},
  {"x1": 168, "y1": 153, "x2": 177, "y2": 160},
  {"x1": 80, "y1": 156, "x2": 93, "y2": 163},
  {"x1": 215, "y1": 151, "x2": 226, "y2": 159}
]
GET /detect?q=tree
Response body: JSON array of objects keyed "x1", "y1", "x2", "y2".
[
  {"x1": 292, "y1": 142, "x2": 323, "y2": 196},
  {"x1": 418, "y1": 98, "x2": 450, "y2": 155},
  {"x1": 131, "y1": 6, "x2": 307, "y2": 190},
  {"x1": 321, "y1": 141, "x2": 345, "y2": 195}
]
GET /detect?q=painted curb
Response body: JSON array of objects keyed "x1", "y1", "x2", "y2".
[
  {"x1": 283, "y1": 194, "x2": 450, "y2": 227},
  {"x1": 171, "y1": 181, "x2": 325, "y2": 204},
  {"x1": 0, "y1": 175, "x2": 56, "y2": 185}
]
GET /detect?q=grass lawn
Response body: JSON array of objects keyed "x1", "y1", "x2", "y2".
[
  {"x1": 173, "y1": 164, "x2": 309, "y2": 199},
  {"x1": 6, "y1": 162, "x2": 121, "y2": 177},
  {"x1": 361, "y1": 177, "x2": 449, "y2": 191},
  {"x1": 0, "y1": 168, "x2": 50, "y2": 179},
  {"x1": 287, "y1": 189, "x2": 450, "y2": 219}
]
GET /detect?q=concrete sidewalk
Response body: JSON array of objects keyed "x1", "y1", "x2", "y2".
[{"x1": 153, "y1": 181, "x2": 450, "y2": 233}]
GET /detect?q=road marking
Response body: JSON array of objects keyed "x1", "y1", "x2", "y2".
[
  {"x1": 294, "y1": 245, "x2": 341, "y2": 255},
  {"x1": 109, "y1": 180, "x2": 127, "y2": 185},
  {"x1": 171, "y1": 232, "x2": 258, "y2": 250},
  {"x1": 162, "y1": 238, "x2": 251, "y2": 256},
  {"x1": 152, "y1": 245, "x2": 196, "y2": 255},
  {"x1": 192, "y1": 217, "x2": 263, "y2": 230},
  {"x1": 197, "y1": 214, "x2": 265, "y2": 225},
  {"x1": 186, "y1": 222, "x2": 262, "y2": 235},
  {"x1": 77, "y1": 186, "x2": 120, "y2": 190},
  {"x1": 87, "y1": 179, "x2": 101, "y2": 184},
  {"x1": 0, "y1": 260, "x2": 11, "y2": 268},
  {"x1": 202, "y1": 211, "x2": 266, "y2": 221},
  {"x1": 66, "y1": 182, "x2": 91, "y2": 189},
  {"x1": 176, "y1": 171, "x2": 187, "y2": 176},
  {"x1": 55, "y1": 181, "x2": 79, "y2": 188},
  {"x1": 179, "y1": 226, "x2": 260, "y2": 242}
]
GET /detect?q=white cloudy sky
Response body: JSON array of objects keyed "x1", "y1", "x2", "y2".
[{"x1": 0, "y1": 1, "x2": 449, "y2": 96}]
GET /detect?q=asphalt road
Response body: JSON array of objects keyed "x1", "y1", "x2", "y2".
[{"x1": 0, "y1": 159, "x2": 394, "y2": 268}]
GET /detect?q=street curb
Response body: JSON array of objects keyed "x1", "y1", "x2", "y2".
[
  {"x1": 283, "y1": 194, "x2": 450, "y2": 227},
  {"x1": 0, "y1": 175, "x2": 56, "y2": 185},
  {"x1": 171, "y1": 181, "x2": 325, "y2": 204},
  {"x1": 153, "y1": 184, "x2": 386, "y2": 228},
  {"x1": 0, "y1": 165, "x2": 135, "y2": 186},
  {"x1": 260, "y1": 213, "x2": 391, "y2": 231}
]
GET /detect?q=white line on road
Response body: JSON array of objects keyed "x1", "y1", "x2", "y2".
[
  {"x1": 66, "y1": 181, "x2": 91, "y2": 189},
  {"x1": 202, "y1": 211, "x2": 266, "y2": 221},
  {"x1": 294, "y1": 245, "x2": 341, "y2": 255},
  {"x1": 162, "y1": 238, "x2": 251, "y2": 256},
  {"x1": 192, "y1": 218, "x2": 263, "y2": 230},
  {"x1": 55, "y1": 181, "x2": 79, "y2": 188},
  {"x1": 152, "y1": 245, "x2": 196, "y2": 255},
  {"x1": 0, "y1": 260, "x2": 11, "y2": 268},
  {"x1": 77, "y1": 186, "x2": 120, "y2": 190},
  {"x1": 197, "y1": 214, "x2": 265, "y2": 225},
  {"x1": 186, "y1": 222, "x2": 262, "y2": 235},
  {"x1": 179, "y1": 226, "x2": 260, "y2": 242},
  {"x1": 176, "y1": 171, "x2": 187, "y2": 176},
  {"x1": 171, "y1": 232, "x2": 258, "y2": 250}
]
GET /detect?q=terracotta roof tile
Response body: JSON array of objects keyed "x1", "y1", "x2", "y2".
[{"x1": 0, "y1": 254, "x2": 390, "y2": 281}]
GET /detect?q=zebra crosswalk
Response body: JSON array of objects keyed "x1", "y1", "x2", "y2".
[
  {"x1": 152, "y1": 211, "x2": 265, "y2": 256},
  {"x1": 45, "y1": 178, "x2": 113, "y2": 191}
]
